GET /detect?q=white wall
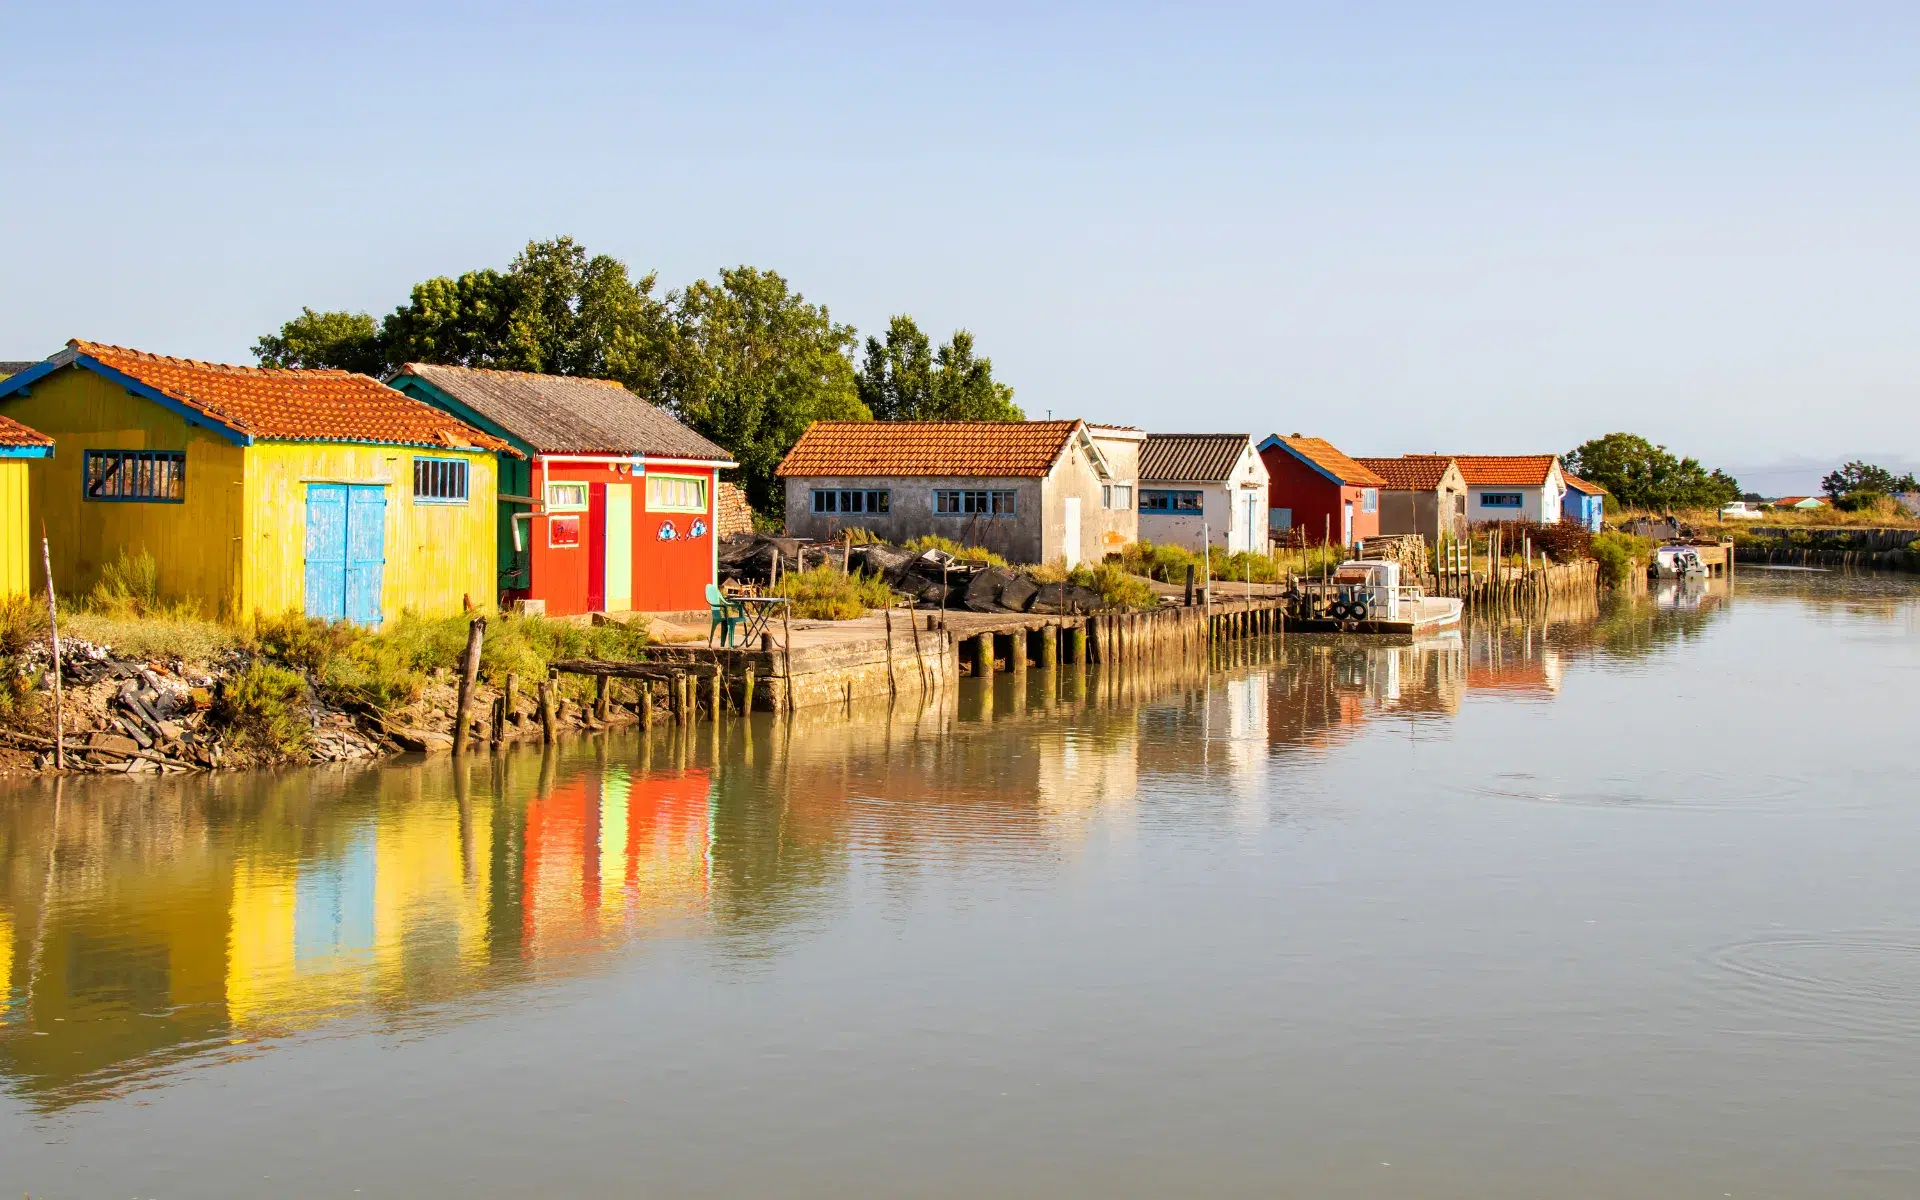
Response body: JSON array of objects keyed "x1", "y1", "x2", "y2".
[
  {"x1": 1138, "y1": 442, "x2": 1270, "y2": 554},
  {"x1": 1465, "y1": 482, "x2": 1564, "y2": 523}
]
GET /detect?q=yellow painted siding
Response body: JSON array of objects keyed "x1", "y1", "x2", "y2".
[
  {"x1": 0, "y1": 369, "x2": 247, "y2": 610},
  {"x1": 0, "y1": 460, "x2": 28, "y2": 598},
  {"x1": 241, "y1": 442, "x2": 498, "y2": 622}
]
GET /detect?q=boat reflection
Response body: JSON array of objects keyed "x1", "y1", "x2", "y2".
[{"x1": 0, "y1": 587, "x2": 1724, "y2": 1111}]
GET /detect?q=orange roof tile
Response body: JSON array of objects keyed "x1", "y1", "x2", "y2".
[
  {"x1": 0, "y1": 412, "x2": 53, "y2": 450},
  {"x1": 1355, "y1": 455, "x2": 1457, "y2": 491},
  {"x1": 1562, "y1": 471, "x2": 1608, "y2": 495},
  {"x1": 1269, "y1": 435, "x2": 1386, "y2": 487},
  {"x1": 66, "y1": 341, "x2": 513, "y2": 454},
  {"x1": 776, "y1": 420, "x2": 1082, "y2": 478},
  {"x1": 1452, "y1": 455, "x2": 1560, "y2": 487}
]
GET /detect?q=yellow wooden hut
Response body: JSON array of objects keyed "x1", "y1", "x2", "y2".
[
  {"x1": 0, "y1": 341, "x2": 513, "y2": 624},
  {"x1": 0, "y1": 412, "x2": 55, "y2": 599}
]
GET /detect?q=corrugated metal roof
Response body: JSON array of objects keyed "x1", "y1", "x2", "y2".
[
  {"x1": 1453, "y1": 455, "x2": 1560, "y2": 487},
  {"x1": 1268, "y1": 436, "x2": 1387, "y2": 487},
  {"x1": 395, "y1": 363, "x2": 731, "y2": 461},
  {"x1": 1356, "y1": 455, "x2": 1458, "y2": 491},
  {"x1": 777, "y1": 420, "x2": 1081, "y2": 478},
  {"x1": 60, "y1": 342, "x2": 513, "y2": 454},
  {"x1": 1140, "y1": 433, "x2": 1251, "y2": 482}
]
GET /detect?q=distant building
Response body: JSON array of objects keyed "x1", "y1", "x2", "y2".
[
  {"x1": 0, "y1": 412, "x2": 54, "y2": 598},
  {"x1": 1136, "y1": 433, "x2": 1270, "y2": 554},
  {"x1": 1561, "y1": 473, "x2": 1608, "y2": 531},
  {"x1": 1897, "y1": 492, "x2": 1920, "y2": 518},
  {"x1": 0, "y1": 341, "x2": 508, "y2": 624},
  {"x1": 1771, "y1": 495, "x2": 1830, "y2": 510},
  {"x1": 390, "y1": 363, "x2": 735, "y2": 616},
  {"x1": 776, "y1": 420, "x2": 1143, "y2": 566},
  {"x1": 1259, "y1": 434, "x2": 1385, "y2": 548},
  {"x1": 1453, "y1": 455, "x2": 1566, "y2": 524},
  {"x1": 1354, "y1": 455, "x2": 1468, "y2": 543}
]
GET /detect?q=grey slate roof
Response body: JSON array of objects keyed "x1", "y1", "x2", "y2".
[
  {"x1": 1140, "y1": 433, "x2": 1252, "y2": 483},
  {"x1": 0, "y1": 362, "x2": 37, "y2": 379},
  {"x1": 396, "y1": 363, "x2": 732, "y2": 461}
]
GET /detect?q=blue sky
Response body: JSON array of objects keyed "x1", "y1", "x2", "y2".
[{"x1": 3, "y1": 2, "x2": 1914, "y2": 487}]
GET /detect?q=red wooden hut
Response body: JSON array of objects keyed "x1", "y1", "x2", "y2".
[
  {"x1": 1258, "y1": 434, "x2": 1386, "y2": 550},
  {"x1": 390, "y1": 365, "x2": 735, "y2": 615}
]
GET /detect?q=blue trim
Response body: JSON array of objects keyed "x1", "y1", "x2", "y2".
[
  {"x1": 0, "y1": 360, "x2": 59, "y2": 397},
  {"x1": 72, "y1": 355, "x2": 254, "y2": 446},
  {"x1": 0, "y1": 444, "x2": 52, "y2": 458},
  {"x1": 1257, "y1": 434, "x2": 1343, "y2": 486}
]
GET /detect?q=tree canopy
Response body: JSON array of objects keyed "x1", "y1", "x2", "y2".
[
  {"x1": 1565, "y1": 433, "x2": 1741, "y2": 512},
  {"x1": 255, "y1": 240, "x2": 1015, "y2": 511},
  {"x1": 1820, "y1": 460, "x2": 1917, "y2": 500},
  {"x1": 855, "y1": 316, "x2": 1023, "y2": 422}
]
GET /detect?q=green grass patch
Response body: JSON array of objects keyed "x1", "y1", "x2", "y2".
[
  {"x1": 768, "y1": 565, "x2": 895, "y2": 620},
  {"x1": 901, "y1": 535, "x2": 1010, "y2": 568},
  {"x1": 214, "y1": 663, "x2": 313, "y2": 761}
]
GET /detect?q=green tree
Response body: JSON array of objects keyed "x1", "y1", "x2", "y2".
[
  {"x1": 1565, "y1": 433, "x2": 1741, "y2": 512},
  {"x1": 253, "y1": 308, "x2": 387, "y2": 374},
  {"x1": 663, "y1": 267, "x2": 869, "y2": 513},
  {"x1": 1821, "y1": 460, "x2": 1917, "y2": 500},
  {"x1": 856, "y1": 316, "x2": 1023, "y2": 422}
]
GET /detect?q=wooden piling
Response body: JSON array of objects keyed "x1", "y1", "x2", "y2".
[
  {"x1": 1008, "y1": 630, "x2": 1027, "y2": 679},
  {"x1": 538, "y1": 678, "x2": 557, "y2": 743},
  {"x1": 974, "y1": 631, "x2": 995, "y2": 675},
  {"x1": 639, "y1": 680, "x2": 655, "y2": 730},
  {"x1": 1068, "y1": 623, "x2": 1086, "y2": 665},
  {"x1": 710, "y1": 669, "x2": 722, "y2": 721},
  {"x1": 742, "y1": 667, "x2": 756, "y2": 714},
  {"x1": 452, "y1": 615, "x2": 486, "y2": 756},
  {"x1": 1039, "y1": 622, "x2": 1057, "y2": 669},
  {"x1": 594, "y1": 672, "x2": 610, "y2": 723}
]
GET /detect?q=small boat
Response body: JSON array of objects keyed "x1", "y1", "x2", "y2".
[
  {"x1": 1285, "y1": 559, "x2": 1464, "y2": 634},
  {"x1": 1653, "y1": 545, "x2": 1708, "y2": 579}
]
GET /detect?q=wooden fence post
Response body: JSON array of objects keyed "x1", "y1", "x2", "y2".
[{"x1": 452, "y1": 615, "x2": 486, "y2": 756}]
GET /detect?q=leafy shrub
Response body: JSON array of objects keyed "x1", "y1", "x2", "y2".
[
  {"x1": 214, "y1": 663, "x2": 313, "y2": 759},
  {"x1": 246, "y1": 611, "x2": 360, "y2": 675},
  {"x1": 901, "y1": 535, "x2": 1009, "y2": 568},
  {"x1": 1077, "y1": 562, "x2": 1158, "y2": 610},
  {"x1": 0, "y1": 593, "x2": 46, "y2": 658},
  {"x1": 1212, "y1": 550, "x2": 1278, "y2": 584},
  {"x1": 1835, "y1": 490, "x2": 1895, "y2": 516},
  {"x1": 87, "y1": 548, "x2": 163, "y2": 618},
  {"x1": 1119, "y1": 538, "x2": 1201, "y2": 583},
  {"x1": 769, "y1": 565, "x2": 895, "y2": 620},
  {"x1": 320, "y1": 640, "x2": 426, "y2": 711},
  {"x1": 1590, "y1": 531, "x2": 1655, "y2": 587},
  {"x1": 0, "y1": 667, "x2": 38, "y2": 722}
]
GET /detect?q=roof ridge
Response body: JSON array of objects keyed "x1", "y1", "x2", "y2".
[
  {"x1": 407, "y1": 362, "x2": 630, "y2": 388},
  {"x1": 73, "y1": 339, "x2": 360, "y2": 379}
]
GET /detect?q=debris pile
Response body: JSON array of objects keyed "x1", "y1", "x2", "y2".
[{"x1": 717, "y1": 535, "x2": 1112, "y2": 615}]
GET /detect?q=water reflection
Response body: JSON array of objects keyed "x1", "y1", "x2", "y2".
[{"x1": 0, "y1": 583, "x2": 1735, "y2": 1112}]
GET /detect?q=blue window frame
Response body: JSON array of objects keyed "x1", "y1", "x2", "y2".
[
  {"x1": 934, "y1": 488, "x2": 1016, "y2": 516},
  {"x1": 812, "y1": 488, "x2": 890, "y2": 515},
  {"x1": 413, "y1": 456, "x2": 469, "y2": 504},
  {"x1": 84, "y1": 450, "x2": 185, "y2": 503},
  {"x1": 1141, "y1": 489, "x2": 1203, "y2": 513},
  {"x1": 1480, "y1": 492, "x2": 1523, "y2": 508}
]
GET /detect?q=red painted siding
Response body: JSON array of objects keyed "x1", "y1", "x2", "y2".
[
  {"x1": 1259, "y1": 444, "x2": 1380, "y2": 547},
  {"x1": 525, "y1": 460, "x2": 717, "y2": 615}
]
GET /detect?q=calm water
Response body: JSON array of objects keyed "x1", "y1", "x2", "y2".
[{"x1": 4, "y1": 571, "x2": 1919, "y2": 1198}]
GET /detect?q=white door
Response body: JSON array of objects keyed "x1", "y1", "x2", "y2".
[
  {"x1": 1343, "y1": 500, "x2": 1354, "y2": 548},
  {"x1": 1063, "y1": 497, "x2": 1081, "y2": 567},
  {"x1": 1241, "y1": 492, "x2": 1260, "y2": 553}
]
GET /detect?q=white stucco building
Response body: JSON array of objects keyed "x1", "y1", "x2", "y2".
[
  {"x1": 1453, "y1": 455, "x2": 1566, "y2": 524},
  {"x1": 1136, "y1": 433, "x2": 1271, "y2": 554}
]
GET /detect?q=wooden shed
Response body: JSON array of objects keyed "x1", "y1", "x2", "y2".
[
  {"x1": 387, "y1": 364, "x2": 736, "y2": 615},
  {"x1": 0, "y1": 412, "x2": 54, "y2": 598},
  {"x1": 1354, "y1": 455, "x2": 1468, "y2": 543},
  {"x1": 1259, "y1": 434, "x2": 1386, "y2": 550},
  {"x1": 0, "y1": 341, "x2": 511, "y2": 625}
]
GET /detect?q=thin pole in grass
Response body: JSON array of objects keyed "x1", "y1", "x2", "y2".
[{"x1": 41, "y1": 524, "x2": 63, "y2": 771}]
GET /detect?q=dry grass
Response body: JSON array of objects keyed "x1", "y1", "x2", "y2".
[
  {"x1": 901, "y1": 535, "x2": 1010, "y2": 568},
  {"x1": 60, "y1": 608, "x2": 238, "y2": 666},
  {"x1": 1639, "y1": 503, "x2": 1920, "y2": 534},
  {"x1": 768, "y1": 565, "x2": 896, "y2": 620}
]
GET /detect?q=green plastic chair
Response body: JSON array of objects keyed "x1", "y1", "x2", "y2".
[{"x1": 706, "y1": 583, "x2": 745, "y2": 647}]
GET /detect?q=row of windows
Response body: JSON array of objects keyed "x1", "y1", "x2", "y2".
[
  {"x1": 935, "y1": 489, "x2": 1018, "y2": 516},
  {"x1": 1140, "y1": 489, "x2": 1203, "y2": 513},
  {"x1": 812, "y1": 489, "x2": 890, "y2": 515},
  {"x1": 1479, "y1": 492, "x2": 1524, "y2": 508},
  {"x1": 84, "y1": 451, "x2": 186, "y2": 503}
]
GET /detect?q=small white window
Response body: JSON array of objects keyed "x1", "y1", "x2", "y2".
[
  {"x1": 648, "y1": 473, "x2": 707, "y2": 513},
  {"x1": 547, "y1": 481, "x2": 589, "y2": 511},
  {"x1": 1108, "y1": 484, "x2": 1132, "y2": 510}
]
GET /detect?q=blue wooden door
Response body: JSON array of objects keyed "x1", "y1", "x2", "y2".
[
  {"x1": 305, "y1": 484, "x2": 348, "y2": 622},
  {"x1": 305, "y1": 483, "x2": 386, "y2": 626},
  {"x1": 346, "y1": 486, "x2": 386, "y2": 626}
]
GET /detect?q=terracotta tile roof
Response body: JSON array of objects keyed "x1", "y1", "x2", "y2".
[
  {"x1": 1355, "y1": 455, "x2": 1457, "y2": 491},
  {"x1": 394, "y1": 363, "x2": 730, "y2": 461},
  {"x1": 0, "y1": 412, "x2": 53, "y2": 449},
  {"x1": 1452, "y1": 454, "x2": 1560, "y2": 487},
  {"x1": 63, "y1": 341, "x2": 513, "y2": 454},
  {"x1": 1140, "y1": 433, "x2": 1251, "y2": 482},
  {"x1": 1562, "y1": 472, "x2": 1608, "y2": 495},
  {"x1": 776, "y1": 420, "x2": 1081, "y2": 478},
  {"x1": 1268, "y1": 435, "x2": 1386, "y2": 487}
]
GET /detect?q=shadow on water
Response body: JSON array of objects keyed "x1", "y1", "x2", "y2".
[{"x1": 0, "y1": 577, "x2": 1757, "y2": 1112}]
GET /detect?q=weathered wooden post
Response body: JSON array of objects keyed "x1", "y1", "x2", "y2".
[
  {"x1": 1068, "y1": 622, "x2": 1086, "y2": 665},
  {"x1": 538, "y1": 677, "x2": 557, "y2": 743},
  {"x1": 490, "y1": 695, "x2": 507, "y2": 745},
  {"x1": 452, "y1": 615, "x2": 486, "y2": 756},
  {"x1": 1183, "y1": 562, "x2": 1195, "y2": 607},
  {"x1": 974, "y1": 631, "x2": 994, "y2": 675},
  {"x1": 40, "y1": 528, "x2": 64, "y2": 770},
  {"x1": 1008, "y1": 630, "x2": 1027, "y2": 680},
  {"x1": 710, "y1": 669, "x2": 722, "y2": 721},
  {"x1": 594, "y1": 673, "x2": 610, "y2": 723},
  {"x1": 504, "y1": 671, "x2": 520, "y2": 727},
  {"x1": 671, "y1": 670, "x2": 687, "y2": 724},
  {"x1": 639, "y1": 679, "x2": 655, "y2": 730},
  {"x1": 884, "y1": 607, "x2": 898, "y2": 699},
  {"x1": 742, "y1": 667, "x2": 756, "y2": 714},
  {"x1": 1039, "y1": 622, "x2": 1057, "y2": 669}
]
